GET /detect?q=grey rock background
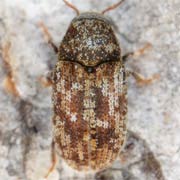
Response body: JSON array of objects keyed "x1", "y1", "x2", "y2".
[{"x1": 0, "y1": 0, "x2": 179, "y2": 180}]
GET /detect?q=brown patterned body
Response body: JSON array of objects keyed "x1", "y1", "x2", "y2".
[{"x1": 52, "y1": 12, "x2": 127, "y2": 171}]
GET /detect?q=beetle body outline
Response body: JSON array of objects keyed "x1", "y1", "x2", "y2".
[{"x1": 52, "y1": 12, "x2": 127, "y2": 171}]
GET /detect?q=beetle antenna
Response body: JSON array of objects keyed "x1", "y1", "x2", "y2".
[
  {"x1": 63, "y1": 0, "x2": 80, "y2": 15},
  {"x1": 102, "y1": 0, "x2": 125, "y2": 14}
]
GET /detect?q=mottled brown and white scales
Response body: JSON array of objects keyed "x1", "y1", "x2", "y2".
[
  {"x1": 52, "y1": 12, "x2": 127, "y2": 171},
  {"x1": 38, "y1": 0, "x2": 156, "y2": 178}
]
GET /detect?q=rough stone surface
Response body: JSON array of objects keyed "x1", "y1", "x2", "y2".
[{"x1": 0, "y1": 0, "x2": 180, "y2": 180}]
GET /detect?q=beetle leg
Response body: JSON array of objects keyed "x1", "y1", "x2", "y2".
[
  {"x1": 38, "y1": 22, "x2": 58, "y2": 54},
  {"x1": 44, "y1": 140, "x2": 57, "y2": 179},
  {"x1": 38, "y1": 22, "x2": 57, "y2": 85},
  {"x1": 39, "y1": 71, "x2": 53, "y2": 88},
  {"x1": 122, "y1": 43, "x2": 152, "y2": 63},
  {"x1": 63, "y1": 0, "x2": 80, "y2": 15},
  {"x1": 1, "y1": 42, "x2": 20, "y2": 97},
  {"x1": 126, "y1": 70, "x2": 160, "y2": 86},
  {"x1": 102, "y1": 0, "x2": 125, "y2": 14}
]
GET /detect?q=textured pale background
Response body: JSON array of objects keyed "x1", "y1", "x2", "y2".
[{"x1": 0, "y1": 0, "x2": 180, "y2": 180}]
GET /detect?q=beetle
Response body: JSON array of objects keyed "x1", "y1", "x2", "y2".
[{"x1": 38, "y1": 0, "x2": 157, "y2": 178}]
